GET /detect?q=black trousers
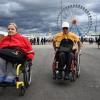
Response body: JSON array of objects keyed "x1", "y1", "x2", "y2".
[{"x1": 55, "y1": 51, "x2": 73, "y2": 71}]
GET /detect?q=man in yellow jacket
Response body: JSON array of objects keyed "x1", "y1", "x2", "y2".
[{"x1": 53, "y1": 21, "x2": 81, "y2": 79}]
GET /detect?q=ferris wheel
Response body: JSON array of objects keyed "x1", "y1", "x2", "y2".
[{"x1": 57, "y1": 4, "x2": 93, "y2": 36}]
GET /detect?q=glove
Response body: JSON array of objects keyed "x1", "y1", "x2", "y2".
[{"x1": 27, "y1": 59, "x2": 32, "y2": 66}]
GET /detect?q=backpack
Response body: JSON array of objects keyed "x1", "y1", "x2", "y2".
[{"x1": 58, "y1": 39, "x2": 73, "y2": 53}]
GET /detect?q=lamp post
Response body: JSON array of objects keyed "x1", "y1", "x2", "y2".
[{"x1": 95, "y1": 15, "x2": 97, "y2": 34}]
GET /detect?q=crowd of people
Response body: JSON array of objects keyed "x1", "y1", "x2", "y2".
[
  {"x1": 80, "y1": 36, "x2": 100, "y2": 44},
  {"x1": 29, "y1": 37, "x2": 53, "y2": 45}
]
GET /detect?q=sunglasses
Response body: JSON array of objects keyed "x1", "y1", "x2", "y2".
[{"x1": 63, "y1": 27, "x2": 68, "y2": 30}]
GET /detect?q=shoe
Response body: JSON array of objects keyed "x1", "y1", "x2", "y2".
[
  {"x1": 0, "y1": 75, "x2": 6, "y2": 82},
  {"x1": 64, "y1": 72, "x2": 69, "y2": 80},
  {"x1": 4, "y1": 76, "x2": 15, "y2": 83},
  {"x1": 64, "y1": 74, "x2": 69, "y2": 80},
  {"x1": 58, "y1": 71, "x2": 62, "y2": 79}
]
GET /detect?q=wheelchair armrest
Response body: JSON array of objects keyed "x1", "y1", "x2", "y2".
[
  {"x1": 16, "y1": 64, "x2": 22, "y2": 76},
  {"x1": 72, "y1": 49, "x2": 77, "y2": 54}
]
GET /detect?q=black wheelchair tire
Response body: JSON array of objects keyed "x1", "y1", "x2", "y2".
[{"x1": 23, "y1": 64, "x2": 32, "y2": 88}]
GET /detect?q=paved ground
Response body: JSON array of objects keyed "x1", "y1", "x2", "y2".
[{"x1": 0, "y1": 42, "x2": 100, "y2": 100}]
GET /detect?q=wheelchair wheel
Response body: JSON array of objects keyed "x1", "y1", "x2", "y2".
[
  {"x1": 53, "y1": 70, "x2": 56, "y2": 80},
  {"x1": 52, "y1": 60, "x2": 58, "y2": 80},
  {"x1": 70, "y1": 59, "x2": 77, "y2": 82},
  {"x1": 18, "y1": 85, "x2": 25, "y2": 96},
  {"x1": 76, "y1": 54, "x2": 80, "y2": 78},
  {"x1": 23, "y1": 63, "x2": 32, "y2": 88},
  {"x1": 71, "y1": 71, "x2": 76, "y2": 82}
]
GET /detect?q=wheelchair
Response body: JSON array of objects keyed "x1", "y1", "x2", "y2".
[
  {"x1": 52, "y1": 39, "x2": 81, "y2": 81},
  {"x1": 0, "y1": 48, "x2": 32, "y2": 96}
]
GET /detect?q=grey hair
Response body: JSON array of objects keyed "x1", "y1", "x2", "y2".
[{"x1": 8, "y1": 23, "x2": 18, "y2": 30}]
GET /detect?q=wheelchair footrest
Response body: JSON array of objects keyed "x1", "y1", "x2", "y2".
[
  {"x1": 16, "y1": 81, "x2": 24, "y2": 89},
  {"x1": 0, "y1": 82, "x2": 16, "y2": 87}
]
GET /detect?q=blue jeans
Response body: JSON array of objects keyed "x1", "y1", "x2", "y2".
[{"x1": 0, "y1": 58, "x2": 15, "y2": 82}]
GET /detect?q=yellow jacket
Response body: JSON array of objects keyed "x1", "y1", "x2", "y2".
[{"x1": 53, "y1": 32, "x2": 80, "y2": 49}]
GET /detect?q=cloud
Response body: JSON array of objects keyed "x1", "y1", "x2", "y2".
[
  {"x1": 0, "y1": 2, "x2": 24, "y2": 17},
  {"x1": 86, "y1": 1, "x2": 100, "y2": 13},
  {"x1": 0, "y1": 0, "x2": 99, "y2": 34}
]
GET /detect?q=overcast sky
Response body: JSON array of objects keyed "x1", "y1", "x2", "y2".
[{"x1": 0, "y1": 0, "x2": 99, "y2": 34}]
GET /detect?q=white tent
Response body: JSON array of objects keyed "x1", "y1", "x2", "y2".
[{"x1": 0, "y1": 31, "x2": 8, "y2": 36}]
